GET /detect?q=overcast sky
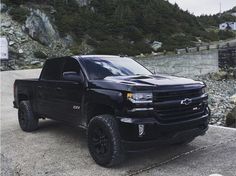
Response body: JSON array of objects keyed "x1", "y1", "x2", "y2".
[{"x1": 168, "y1": 0, "x2": 236, "y2": 16}]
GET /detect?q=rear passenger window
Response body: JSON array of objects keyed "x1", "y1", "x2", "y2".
[{"x1": 40, "y1": 59, "x2": 63, "y2": 80}]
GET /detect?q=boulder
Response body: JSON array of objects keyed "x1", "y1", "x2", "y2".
[
  {"x1": 226, "y1": 107, "x2": 236, "y2": 128},
  {"x1": 1, "y1": 21, "x2": 11, "y2": 28},
  {"x1": 151, "y1": 41, "x2": 162, "y2": 51},
  {"x1": 18, "y1": 49, "x2": 24, "y2": 54},
  {"x1": 9, "y1": 41, "x2": 15, "y2": 46},
  {"x1": 63, "y1": 34, "x2": 74, "y2": 47},
  {"x1": 30, "y1": 60, "x2": 41, "y2": 65},
  {"x1": 230, "y1": 94, "x2": 236, "y2": 105},
  {"x1": 232, "y1": 69, "x2": 236, "y2": 79},
  {"x1": 210, "y1": 71, "x2": 231, "y2": 80},
  {"x1": 8, "y1": 30, "x2": 14, "y2": 35},
  {"x1": 24, "y1": 9, "x2": 59, "y2": 46},
  {"x1": 0, "y1": 3, "x2": 7, "y2": 13}
]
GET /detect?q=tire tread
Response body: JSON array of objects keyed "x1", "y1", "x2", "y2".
[
  {"x1": 88, "y1": 114, "x2": 125, "y2": 167},
  {"x1": 18, "y1": 101, "x2": 38, "y2": 132}
]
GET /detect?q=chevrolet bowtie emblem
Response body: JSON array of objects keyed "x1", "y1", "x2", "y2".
[{"x1": 181, "y1": 98, "x2": 192, "y2": 105}]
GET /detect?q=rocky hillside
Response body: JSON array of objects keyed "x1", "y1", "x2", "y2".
[
  {"x1": 1, "y1": 2, "x2": 75, "y2": 70},
  {"x1": 2, "y1": 0, "x2": 233, "y2": 55}
]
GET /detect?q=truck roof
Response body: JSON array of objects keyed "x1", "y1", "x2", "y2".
[
  {"x1": 45, "y1": 55, "x2": 125, "y2": 62},
  {"x1": 74, "y1": 55, "x2": 124, "y2": 59}
]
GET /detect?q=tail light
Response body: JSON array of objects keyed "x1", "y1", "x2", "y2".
[{"x1": 13, "y1": 82, "x2": 16, "y2": 97}]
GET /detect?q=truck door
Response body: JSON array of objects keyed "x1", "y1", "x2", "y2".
[
  {"x1": 55, "y1": 57, "x2": 85, "y2": 123},
  {"x1": 36, "y1": 58, "x2": 64, "y2": 120}
]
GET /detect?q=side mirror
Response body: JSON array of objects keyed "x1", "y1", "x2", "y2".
[{"x1": 63, "y1": 71, "x2": 83, "y2": 83}]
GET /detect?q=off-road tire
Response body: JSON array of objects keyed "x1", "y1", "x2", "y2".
[
  {"x1": 88, "y1": 114, "x2": 125, "y2": 167},
  {"x1": 18, "y1": 101, "x2": 38, "y2": 132}
]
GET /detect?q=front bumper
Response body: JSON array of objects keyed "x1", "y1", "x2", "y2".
[
  {"x1": 117, "y1": 109, "x2": 210, "y2": 151},
  {"x1": 122, "y1": 126, "x2": 208, "y2": 151}
]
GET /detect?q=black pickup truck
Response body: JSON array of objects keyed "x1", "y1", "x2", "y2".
[{"x1": 14, "y1": 55, "x2": 210, "y2": 167}]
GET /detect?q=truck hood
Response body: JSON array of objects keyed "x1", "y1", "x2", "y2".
[
  {"x1": 105, "y1": 74, "x2": 202, "y2": 86},
  {"x1": 89, "y1": 74, "x2": 204, "y2": 92}
]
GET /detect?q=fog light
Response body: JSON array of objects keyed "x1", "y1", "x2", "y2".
[
  {"x1": 120, "y1": 118, "x2": 133, "y2": 123},
  {"x1": 138, "y1": 124, "x2": 145, "y2": 137}
]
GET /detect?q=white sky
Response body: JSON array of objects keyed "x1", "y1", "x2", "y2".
[{"x1": 168, "y1": 0, "x2": 236, "y2": 16}]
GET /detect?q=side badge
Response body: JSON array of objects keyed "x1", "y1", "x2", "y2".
[{"x1": 73, "y1": 105, "x2": 80, "y2": 110}]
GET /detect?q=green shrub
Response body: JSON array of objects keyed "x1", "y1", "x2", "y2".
[
  {"x1": 9, "y1": 6, "x2": 30, "y2": 24},
  {"x1": 94, "y1": 39, "x2": 151, "y2": 56},
  {"x1": 95, "y1": 40, "x2": 132, "y2": 56},
  {"x1": 34, "y1": 51, "x2": 48, "y2": 59},
  {"x1": 70, "y1": 45, "x2": 82, "y2": 55},
  {"x1": 218, "y1": 31, "x2": 235, "y2": 40},
  {"x1": 160, "y1": 34, "x2": 196, "y2": 51},
  {"x1": 134, "y1": 41, "x2": 152, "y2": 54},
  {"x1": 87, "y1": 38, "x2": 99, "y2": 47},
  {"x1": 123, "y1": 26, "x2": 144, "y2": 42}
]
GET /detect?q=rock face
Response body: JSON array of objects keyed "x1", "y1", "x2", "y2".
[
  {"x1": 24, "y1": 9, "x2": 59, "y2": 46},
  {"x1": 226, "y1": 107, "x2": 236, "y2": 128},
  {"x1": 0, "y1": 12, "x2": 72, "y2": 71}
]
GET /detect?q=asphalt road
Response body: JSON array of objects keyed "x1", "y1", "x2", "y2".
[{"x1": 1, "y1": 69, "x2": 236, "y2": 176}]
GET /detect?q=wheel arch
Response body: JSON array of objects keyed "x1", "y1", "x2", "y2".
[
  {"x1": 18, "y1": 93, "x2": 29, "y2": 101},
  {"x1": 86, "y1": 103, "x2": 116, "y2": 125},
  {"x1": 15, "y1": 93, "x2": 30, "y2": 108}
]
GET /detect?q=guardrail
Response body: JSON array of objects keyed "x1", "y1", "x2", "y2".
[{"x1": 175, "y1": 42, "x2": 233, "y2": 55}]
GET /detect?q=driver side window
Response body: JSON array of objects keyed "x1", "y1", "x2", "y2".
[{"x1": 62, "y1": 58, "x2": 84, "y2": 82}]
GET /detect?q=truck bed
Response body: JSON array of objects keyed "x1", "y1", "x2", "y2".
[{"x1": 14, "y1": 79, "x2": 40, "y2": 108}]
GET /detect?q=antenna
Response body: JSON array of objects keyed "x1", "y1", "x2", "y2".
[{"x1": 219, "y1": 1, "x2": 222, "y2": 15}]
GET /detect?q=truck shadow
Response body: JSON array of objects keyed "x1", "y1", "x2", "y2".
[
  {"x1": 36, "y1": 119, "x2": 198, "y2": 169},
  {"x1": 37, "y1": 119, "x2": 87, "y2": 140}
]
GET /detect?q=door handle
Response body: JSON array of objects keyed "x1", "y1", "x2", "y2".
[{"x1": 56, "y1": 87, "x2": 62, "y2": 91}]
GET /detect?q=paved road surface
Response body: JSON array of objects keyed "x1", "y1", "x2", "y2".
[{"x1": 1, "y1": 69, "x2": 236, "y2": 176}]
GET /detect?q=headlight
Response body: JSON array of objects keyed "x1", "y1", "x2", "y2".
[{"x1": 127, "y1": 92, "x2": 153, "y2": 103}]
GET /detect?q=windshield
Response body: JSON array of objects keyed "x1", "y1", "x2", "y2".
[{"x1": 80, "y1": 56, "x2": 152, "y2": 80}]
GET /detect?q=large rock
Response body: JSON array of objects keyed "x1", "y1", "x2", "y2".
[
  {"x1": 230, "y1": 94, "x2": 236, "y2": 105},
  {"x1": 209, "y1": 70, "x2": 236, "y2": 81},
  {"x1": 231, "y1": 68, "x2": 236, "y2": 79},
  {"x1": 0, "y1": 3, "x2": 7, "y2": 13},
  {"x1": 0, "y1": 12, "x2": 72, "y2": 70},
  {"x1": 226, "y1": 107, "x2": 236, "y2": 128},
  {"x1": 210, "y1": 71, "x2": 228, "y2": 80},
  {"x1": 24, "y1": 9, "x2": 59, "y2": 46},
  {"x1": 1, "y1": 21, "x2": 11, "y2": 28}
]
